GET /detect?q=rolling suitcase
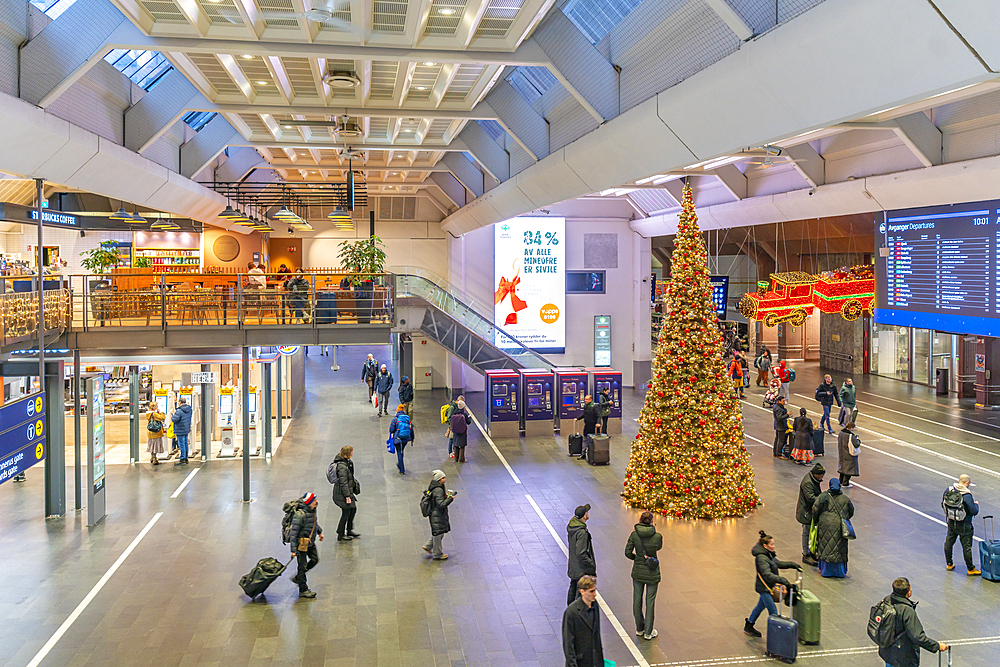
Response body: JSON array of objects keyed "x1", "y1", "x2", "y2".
[
  {"x1": 568, "y1": 433, "x2": 583, "y2": 456},
  {"x1": 240, "y1": 555, "x2": 295, "y2": 600},
  {"x1": 790, "y1": 574, "x2": 820, "y2": 645},
  {"x1": 766, "y1": 593, "x2": 798, "y2": 663},
  {"x1": 588, "y1": 434, "x2": 610, "y2": 465},
  {"x1": 811, "y1": 429, "x2": 824, "y2": 456},
  {"x1": 980, "y1": 515, "x2": 1000, "y2": 581}
]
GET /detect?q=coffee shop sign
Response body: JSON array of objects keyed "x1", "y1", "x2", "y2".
[{"x1": 29, "y1": 210, "x2": 78, "y2": 227}]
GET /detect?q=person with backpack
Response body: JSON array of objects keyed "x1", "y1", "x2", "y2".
[
  {"x1": 837, "y1": 421, "x2": 861, "y2": 487},
  {"x1": 744, "y1": 530, "x2": 802, "y2": 638},
  {"x1": 170, "y1": 396, "x2": 192, "y2": 466},
  {"x1": 375, "y1": 364, "x2": 394, "y2": 417},
  {"x1": 398, "y1": 376, "x2": 414, "y2": 416},
  {"x1": 389, "y1": 404, "x2": 415, "y2": 474},
  {"x1": 775, "y1": 361, "x2": 793, "y2": 400},
  {"x1": 361, "y1": 354, "x2": 378, "y2": 400},
  {"x1": 422, "y1": 470, "x2": 455, "y2": 560},
  {"x1": 942, "y1": 474, "x2": 980, "y2": 575},
  {"x1": 574, "y1": 396, "x2": 601, "y2": 461},
  {"x1": 284, "y1": 492, "x2": 323, "y2": 598},
  {"x1": 872, "y1": 577, "x2": 947, "y2": 667},
  {"x1": 812, "y1": 478, "x2": 854, "y2": 578},
  {"x1": 598, "y1": 389, "x2": 612, "y2": 435},
  {"x1": 815, "y1": 374, "x2": 842, "y2": 435},
  {"x1": 755, "y1": 346, "x2": 773, "y2": 387},
  {"x1": 146, "y1": 401, "x2": 166, "y2": 466},
  {"x1": 449, "y1": 398, "x2": 471, "y2": 462},
  {"x1": 328, "y1": 445, "x2": 360, "y2": 542},
  {"x1": 625, "y1": 511, "x2": 663, "y2": 640},
  {"x1": 567, "y1": 504, "x2": 596, "y2": 605},
  {"x1": 444, "y1": 395, "x2": 464, "y2": 459},
  {"x1": 728, "y1": 353, "x2": 745, "y2": 399}
]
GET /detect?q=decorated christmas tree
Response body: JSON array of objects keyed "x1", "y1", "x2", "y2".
[{"x1": 623, "y1": 183, "x2": 760, "y2": 519}]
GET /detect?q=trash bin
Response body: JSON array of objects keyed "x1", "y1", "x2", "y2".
[{"x1": 935, "y1": 368, "x2": 949, "y2": 395}]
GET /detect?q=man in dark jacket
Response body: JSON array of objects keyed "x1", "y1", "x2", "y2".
[
  {"x1": 567, "y1": 504, "x2": 596, "y2": 605},
  {"x1": 375, "y1": 364, "x2": 394, "y2": 416},
  {"x1": 389, "y1": 405, "x2": 415, "y2": 474},
  {"x1": 597, "y1": 389, "x2": 611, "y2": 435},
  {"x1": 423, "y1": 470, "x2": 455, "y2": 560},
  {"x1": 575, "y1": 397, "x2": 600, "y2": 461},
  {"x1": 562, "y1": 575, "x2": 603, "y2": 667},
  {"x1": 815, "y1": 374, "x2": 842, "y2": 435},
  {"x1": 796, "y1": 463, "x2": 825, "y2": 565},
  {"x1": 398, "y1": 376, "x2": 414, "y2": 416},
  {"x1": 287, "y1": 493, "x2": 323, "y2": 598},
  {"x1": 171, "y1": 397, "x2": 193, "y2": 465},
  {"x1": 361, "y1": 354, "x2": 378, "y2": 399},
  {"x1": 772, "y1": 396, "x2": 790, "y2": 459},
  {"x1": 879, "y1": 578, "x2": 947, "y2": 667},
  {"x1": 328, "y1": 446, "x2": 359, "y2": 541},
  {"x1": 943, "y1": 474, "x2": 981, "y2": 575},
  {"x1": 839, "y1": 378, "x2": 856, "y2": 427}
]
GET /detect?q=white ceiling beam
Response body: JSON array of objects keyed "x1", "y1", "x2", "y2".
[
  {"x1": 232, "y1": 0, "x2": 265, "y2": 39},
  {"x1": 308, "y1": 148, "x2": 323, "y2": 164},
  {"x1": 281, "y1": 147, "x2": 298, "y2": 162},
  {"x1": 466, "y1": 64, "x2": 504, "y2": 108},
  {"x1": 839, "y1": 115, "x2": 942, "y2": 167},
  {"x1": 360, "y1": 60, "x2": 372, "y2": 104},
  {"x1": 505, "y1": 0, "x2": 559, "y2": 49},
  {"x1": 261, "y1": 114, "x2": 284, "y2": 140},
  {"x1": 239, "y1": 139, "x2": 466, "y2": 150},
  {"x1": 393, "y1": 61, "x2": 417, "y2": 107},
  {"x1": 268, "y1": 161, "x2": 450, "y2": 170},
  {"x1": 309, "y1": 57, "x2": 332, "y2": 104},
  {"x1": 456, "y1": 0, "x2": 491, "y2": 48},
  {"x1": 702, "y1": 0, "x2": 753, "y2": 41},
  {"x1": 265, "y1": 56, "x2": 294, "y2": 103},
  {"x1": 430, "y1": 63, "x2": 459, "y2": 108},
  {"x1": 709, "y1": 164, "x2": 747, "y2": 200},
  {"x1": 442, "y1": 119, "x2": 465, "y2": 143},
  {"x1": 390, "y1": 117, "x2": 402, "y2": 143},
  {"x1": 174, "y1": 0, "x2": 211, "y2": 37},
  {"x1": 408, "y1": 0, "x2": 435, "y2": 47},
  {"x1": 223, "y1": 112, "x2": 255, "y2": 139},
  {"x1": 290, "y1": 0, "x2": 320, "y2": 42},
  {"x1": 165, "y1": 52, "x2": 219, "y2": 100},
  {"x1": 349, "y1": 0, "x2": 371, "y2": 45},
  {"x1": 414, "y1": 117, "x2": 433, "y2": 144},
  {"x1": 783, "y1": 143, "x2": 825, "y2": 188},
  {"x1": 189, "y1": 101, "x2": 495, "y2": 118},
  {"x1": 217, "y1": 53, "x2": 256, "y2": 102}
]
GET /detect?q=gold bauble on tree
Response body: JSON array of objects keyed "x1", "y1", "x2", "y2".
[{"x1": 622, "y1": 182, "x2": 760, "y2": 519}]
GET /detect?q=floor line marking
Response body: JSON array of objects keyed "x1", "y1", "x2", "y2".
[
  {"x1": 468, "y1": 411, "x2": 521, "y2": 484},
  {"x1": 860, "y1": 391, "x2": 1000, "y2": 433},
  {"x1": 851, "y1": 482, "x2": 984, "y2": 543},
  {"x1": 26, "y1": 512, "x2": 165, "y2": 667},
  {"x1": 169, "y1": 467, "x2": 200, "y2": 499},
  {"x1": 524, "y1": 493, "x2": 650, "y2": 667},
  {"x1": 793, "y1": 393, "x2": 1000, "y2": 460},
  {"x1": 856, "y1": 393, "x2": 1000, "y2": 442},
  {"x1": 742, "y1": 434, "x2": 771, "y2": 448}
]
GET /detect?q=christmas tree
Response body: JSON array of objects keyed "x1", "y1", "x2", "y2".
[{"x1": 623, "y1": 183, "x2": 760, "y2": 519}]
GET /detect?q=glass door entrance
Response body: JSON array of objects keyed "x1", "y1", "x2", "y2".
[{"x1": 912, "y1": 328, "x2": 931, "y2": 385}]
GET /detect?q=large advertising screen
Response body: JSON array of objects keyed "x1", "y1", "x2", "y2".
[
  {"x1": 494, "y1": 217, "x2": 565, "y2": 353},
  {"x1": 875, "y1": 199, "x2": 1000, "y2": 336}
]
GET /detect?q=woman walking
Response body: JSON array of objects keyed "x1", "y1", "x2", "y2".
[
  {"x1": 625, "y1": 511, "x2": 663, "y2": 640},
  {"x1": 423, "y1": 470, "x2": 456, "y2": 560},
  {"x1": 329, "y1": 445, "x2": 360, "y2": 541},
  {"x1": 449, "y1": 398, "x2": 471, "y2": 463},
  {"x1": 146, "y1": 402, "x2": 166, "y2": 466},
  {"x1": 791, "y1": 407, "x2": 815, "y2": 465},
  {"x1": 812, "y1": 478, "x2": 855, "y2": 578},
  {"x1": 744, "y1": 530, "x2": 802, "y2": 637},
  {"x1": 837, "y1": 422, "x2": 860, "y2": 487}
]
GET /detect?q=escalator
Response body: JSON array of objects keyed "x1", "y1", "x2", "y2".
[{"x1": 391, "y1": 266, "x2": 551, "y2": 374}]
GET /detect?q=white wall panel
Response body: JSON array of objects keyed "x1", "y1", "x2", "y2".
[
  {"x1": 46, "y1": 62, "x2": 137, "y2": 144},
  {"x1": 931, "y1": 0, "x2": 1000, "y2": 72},
  {"x1": 508, "y1": 141, "x2": 535, "y2": 177},
  {"x1": 944, "y1": 123, "x2": 1000, "y2": 164},
  {"x1": 746, "y1": 163, "x2": 808, "y2": 197},
  {"x1": 548, "y1": 96, "x2": 599, "y2": 153},
  {"x1": 825, "y1": 143, "x2": 923, "y2": 182},
  {"x1": 142, "y1": 122, "x2": 184, "y2": 173},
  {"x1": 0, "y1": 34, "x2": 20, "y2": 97}
]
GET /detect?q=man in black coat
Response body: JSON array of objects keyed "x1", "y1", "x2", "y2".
[
  {"x1": 796, "y1": 463, "x2": 825, "y2": 565},
  {"x1": 398, "y1": 376, "x2": 414, "y2": 416},
  {"x1": 879, "y1": 578, "x2": 947, "y2": 667},
  {"x1": 575, "y1": 396, "x2": 600, "y2": 461},
  {"x1": 361, "y1": 354, "x2": 378, "y2": 399},
  {"x1": 287, "y1": 493, "x2": 323, "y2": 598},
  {"x1": 567, "y1": 504, "x2": 596, "y2": 605},
  {"x1": 772, "y1": 396, "x2": 790, "y2": 459},
  {"x1": 562, "y1": 575, "x2": 603, "y2": 667},
  {"x1": 815, "y1": 374, "x2": 842, "y2": 435}
]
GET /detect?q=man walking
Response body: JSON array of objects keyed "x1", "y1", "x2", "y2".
[
  {"x1": 943, "y1": 474, "x2": 981, "y2": 575},
  {"x1": 815, "y1": 374, "x2": 841, "y2": 434},
  {"x1": 796, "y1": 463, "x2": 825, "y2": 565},
  {"x1": 567, "y1": 504, "x2": 596, "y2": 605},
  {"x1": 877, "y1": 578, "x2": 948, "y2": 667},
  {"x1": 398, "y1": 375, "x2": 414, "y2": 416},
  {"x1": 839, "y1": 378, "x2": 856, "y2": 427},
  {"x1": 562, "y1": 575, "x2": 604, "y2": 667},
  {"x1": 375, "y1": 364, "x2": 394, "y2": 416},
  {"x1": 755, "y1": 346, "x2": 772, "y2": 387},
  {"x1": 772, "y1": 395, "x2": 790, "y2": 459},
  {"x1": 574, "y1": 396, "x2": 600, "y2": 461},
  {"x1": 361, "y1": 353, "x2": 378, "y2": 400},
  {"x1": 389, "y1": 404, "x2": 415, "y2": 474},
  {"x1": 597, "y1": 388, "x2": 612, "y2": 435},
  {"x1": 287, "y1": 492, "x2": 323, "y2": 598},
  {"x1": 171, "y1": 396, "x2": 193, "y2": 465}
]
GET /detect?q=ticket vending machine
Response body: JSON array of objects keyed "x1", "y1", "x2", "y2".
[
  {"x1": 247, "y1": 385, "x2": 260, "y2": 455},
  {"x1": 485, "y1": 369, "x2": 520, "y2": 438},
  {"x1": 589, "y1": 369, "x2": 623, "y2": 434},
  {"x1": 218, "y1": 386, "x2": 237, "y2": 457},
  {"x1": 553, "y1": 367, "x2": 588, "y2": 432},
  {"x1": 153, "y1": 387, "x2": 172, "y2": 461},
  {"x1": 519, "y1": 368, "x2": 554, "y2": 437}
]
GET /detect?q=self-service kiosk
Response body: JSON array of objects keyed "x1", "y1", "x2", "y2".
[
  {"x1": 485, "y1": 369, "x2": 520, "y2": 438},
  {"x1": 519, "y1": 368, "x2": 554, "y2": 436},
  {"x1": 218, "y1": 386, "x2": 237, "y2": 457},
  {"x1": 247, "y1": 385, "x2": 260, "y2": 455},
  {"x1": 589, "y1": 369, "x2": 622, "y2": 434},
  {"x1": 153, "y1": 387, "x2": 172, "y2": 461},
  {"x1": 553, "y1": 367, "x2": 588, "y2": 432}
]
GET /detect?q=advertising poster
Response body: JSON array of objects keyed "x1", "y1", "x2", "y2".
[
  {"x1": 92, "y1": 375, "x2": 105, "y2": 493},
  {"x1": 494, "y1": 217, "x2": 565, "y2": 353}
]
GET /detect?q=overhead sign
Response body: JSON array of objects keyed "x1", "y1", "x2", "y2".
[
  {"x1": 278, "y1": 346, "x2": 300, "y2": 356},
  {"x1": 594, "y1": 315, "x2": 612, "y2": 367},
  {"x1": 190, "y1": 372, "x2": 219, "y2": 384},
  {"x1": 0, "y1": 393, "x2": 47, "y2": 485},
  {"x1": 494, "y1": 216, "x2": 565, "y2": 353},
  {"x1": 29, "y1": 209, "x2": 78, "y2": 227}
]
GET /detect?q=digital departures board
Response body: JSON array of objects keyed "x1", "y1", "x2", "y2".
[{"x1": 875, "y1": 199, "x2": 1000, "y2": 336}]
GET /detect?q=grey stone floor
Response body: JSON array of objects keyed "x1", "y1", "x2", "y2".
[{"x1": 1, "y1": 347, "x2": 1000, "y2": 667}]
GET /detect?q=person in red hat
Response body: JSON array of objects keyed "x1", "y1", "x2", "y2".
[{"x1": 288, "y1": 492, "x2": 323, "y2": 598}]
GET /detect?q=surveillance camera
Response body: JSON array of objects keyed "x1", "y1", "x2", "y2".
[
  {"x1": 808, "y1": 188, "x2": 816, "y2": 196},
  {"x1": 287, "y1": 226, "x2": 294, "y2": 234}
]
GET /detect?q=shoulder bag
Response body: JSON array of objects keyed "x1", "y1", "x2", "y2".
[
  {"x1": 632, "y1": 530, "x2": 659, "y2": 570},
  {"x1": 758, "y1": 571, "x2": 786, "y2": 603},
  {"x1": 835, "y1": 498, "x2": 856, "y2": 540}
]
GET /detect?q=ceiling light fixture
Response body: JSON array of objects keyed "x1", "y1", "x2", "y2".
[
  {"x1": 438, "y1": 8, "x2": 455, "y2": 14},
  {"x1": 241, "y1": 54, "x2": 253, "y2": 59},
  {"x1": 423, "y1": 62, "x2": 436, "y2": 66},
  {"x1": 110, "y1": 205, "x2": 132, "y2": 221},
  {"x1": 218, "y1": 205, "x2": 242, "y2": 220},
  {"x1": 415, "y1": 86, "x2": 426, "y2": 91},
  {"x1": 256, "y1": 81, "x2": 268, "y2": 85}
]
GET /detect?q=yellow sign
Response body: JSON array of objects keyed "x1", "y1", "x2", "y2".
[
  {"x1": 35, "y1": 442, "x2": 44, "y2": 459},
  {"x1": 220, "y1": 387, "x2": 234, "y2": 395},
  {"x1": 34, "y1": 396, "x2": 43, "y2": 414},
  {"x1": 249, "y1": 385, "x2": 258, "y2": 394},
  {"x1": 35, "y1": 419, "x2": 43, "y2": 437},
  {"x1": 179, "y1": 385, "x2": 194, "y2": 396},
  {"x1": 154, "y1": 388, "x2": 169, "y2": 397}
]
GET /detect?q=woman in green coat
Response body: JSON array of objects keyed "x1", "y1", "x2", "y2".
[{"x1": 625, "y1": 511, "x2": 663, "y2": 640}]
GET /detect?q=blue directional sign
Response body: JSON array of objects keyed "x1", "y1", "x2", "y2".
[{"x1": 0, "y1": 393, "x2": 46, "y2": 485}]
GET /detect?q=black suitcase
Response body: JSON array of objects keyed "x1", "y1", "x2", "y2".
[
  {"x1": 568, "y1": 433, "x2": 583, "y2": 456},
  {"x1": 811, "y1": 429, "x2": 824, "y2": 456},
  {"x1": 587, "y1": 434, "x2": 610, "y2": 465},
  {"x1": 240, "y1": 555, "x2": 294, "y2": 599}
]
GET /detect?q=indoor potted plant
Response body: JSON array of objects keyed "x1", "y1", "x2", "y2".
[
  {"x1": 338, "y1": 236, "x2": 386, "y2": 324},
  {"x1": 80, "y1": 241, "x2": 123, "y2": 321}
]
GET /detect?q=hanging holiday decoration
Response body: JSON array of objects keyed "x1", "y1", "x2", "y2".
[
  {"x1": 623, "y1": 183, "x2": 760, "y2": 519},
  {"x1": 738, "y1": 265, "x2": 874, "y2": 327}
]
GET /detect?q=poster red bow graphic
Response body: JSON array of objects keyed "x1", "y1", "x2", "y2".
[{"x1": 495, "y1": 271, "x2": 527, "y2": 325}]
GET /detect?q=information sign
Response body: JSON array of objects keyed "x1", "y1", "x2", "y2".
[
  {"x1": 87, "y1": 376, "x2": 107, "y2": 525},
  {"x1": 494, "y1": 217, "x2": 565, "y2": 352},
  {"x1": 0, "y1": 393, "x2": 46, "y2": 485},
  {"x1": 594, "y1": 315, "x2": 612, "y2": 367},
  {"x1": 190, "y1": 372, "x2": 219, "y2": 384},
  {"x1": 710, "y1": 276, "x2": 730, "y2": 317}
]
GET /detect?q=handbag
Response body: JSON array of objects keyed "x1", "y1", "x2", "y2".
[
  {"x1": 808, "y1": 520, "x2": 818, "y2": 554},
  {"x1": 386, "y1": 437, "x2": 395, "y2": 454},
  {"x1": 445, "y1": 427, "x2": 453, "y2": 439},
  {"x1": 758, "y1": 571, "x2": 786, "y2": 603},
  {"x1": 835, "y1": 499, "x2": 856, "y2": 540},
  {"x1": 850, "y1": 433, "x2": 861, "y2": 456},
  {"x1": 632, "y1": 529, "x2": 659, "y2": 570},
  {"x1": 353, "y1": 479, "x2": 361, "y2": 495}
]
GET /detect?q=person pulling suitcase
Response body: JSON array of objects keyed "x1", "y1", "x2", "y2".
[
  {"x1": 744, "y1": 530, "x2": 802, "y2": 638},
  {"x1": 574, "y1": 395, "x2": 600, "y2": 461}
]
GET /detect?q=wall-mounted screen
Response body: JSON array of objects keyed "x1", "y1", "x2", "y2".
[
  {"x1": 567, "y1": 271, "x2": 605, "y2": 294},
  {"x1": 219, "y1": 394, "x2": 233, "y2": 414},
  {"x1": 875, "y1": 200, "x2": 1000, "y2": 336},
  {"x1": 710, "y1": 276, "x2": 729, "y2": 317},
  {"x1": 495, "y1": 217, "x2": 565, "y2": 353}
]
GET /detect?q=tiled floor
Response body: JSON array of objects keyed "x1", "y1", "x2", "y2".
[{"x1": 2, "y1": 348, "x2": 1000, "y2": 667}]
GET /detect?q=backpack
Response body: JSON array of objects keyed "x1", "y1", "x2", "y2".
[
  {"x1": 147, "y1": 416, "x2": 162, "y2": 433},
  {"x1": 786, "y1": 368, "x2": 796, "y2": 382},
  {"x1": 598, "y1": 394, "x2": 611, "y2": 418},
  {"x1": 450, "y1": 410, "x2": 468, "y2": 434},
  {"x1": 281, "y1": 501, "x2": 301, "y2": 544},
  {"x1": 396, "y1": 414, "x2": 412, "y2": 440},
  {"x1": 942, "y1": 486, "x2": 967, "y2": 522},
  {"x1": 867, "y1": 597, "x2": 901, "y2": 649},
  {"x1": 440, "y1": 404, "x2": 451, "y2": 424},
  {"x1": 754, "y1": 354, "x2": 764, "y2": 370},
  {"x1": 420, "y1": 490, "x2": 434, "y2": 517}
]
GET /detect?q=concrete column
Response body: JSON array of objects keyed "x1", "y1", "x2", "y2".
[
  {"x1": 262, "y1": 361, "x2": 272, "y2": 459},
  {"x1": 275, "y1": 354, "x2": 283, "y2": 438},
  {"x1": 975, "y1": 337, "x2": 1000, "y2": 408},
  {"x1": 241, "y1": 346, "x2": 250, "y2": 502},
  {"x1": 44, "y1": 361, "x2": 66, "y2": 517},
  {"x1": 631, "y1": 232, "x2": 652, "y2": 388},
  {"x1": 200, "y1": 363, "x2": 210, "y2": 461},
  {"x1": 128, "y1": 365, "x2": 139, "y2": 463}
]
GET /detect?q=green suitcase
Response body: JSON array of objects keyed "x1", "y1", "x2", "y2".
[{"x1": 792, "y1": 576, "x2": 821, "y2": 645}]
